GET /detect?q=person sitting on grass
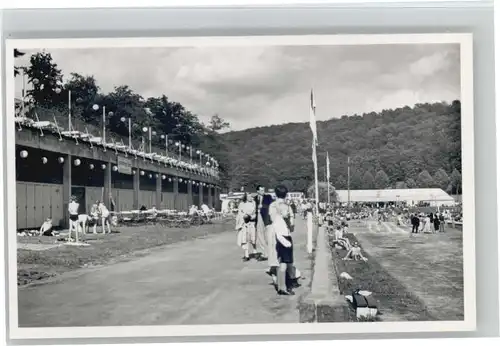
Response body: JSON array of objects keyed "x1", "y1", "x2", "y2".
[
  {"x1": 334, "y1": 225, "x2": 351, "y2": 250},
  {"x1": 39, "y1": 218, "x2": 55, "y2": 236},
  {"x1": 342, "y1": 242, "x2": 367, "y2": 262}
]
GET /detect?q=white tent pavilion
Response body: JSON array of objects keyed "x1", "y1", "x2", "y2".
[{"x1": 335, "y1": 188, "x2": 455, "y2": 207}]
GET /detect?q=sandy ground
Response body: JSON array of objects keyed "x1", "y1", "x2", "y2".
[{"x1": 18, "y1": 219, "x2": 311, "y2": 327}]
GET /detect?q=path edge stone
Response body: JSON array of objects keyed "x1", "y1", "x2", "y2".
[{"x1": 298, "y1": 224, "x2": 350, "y2": 323}]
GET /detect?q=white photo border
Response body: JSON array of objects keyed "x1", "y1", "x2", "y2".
[{"x1": 4, "y1": 33, "x2": 476, "y2": 340}]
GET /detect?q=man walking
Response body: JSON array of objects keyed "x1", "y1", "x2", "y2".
[
  {"x1": 254, "y1": 185, "x2": 272, "y2": 262},
  {"x1": 410, "y1": 213, "x2": 420, "y2": 234}
]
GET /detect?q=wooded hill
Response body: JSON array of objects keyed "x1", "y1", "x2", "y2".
[
  {"x1": 218, "y1": 101, "x2": 462, "y2": 194},
  {"x1": 14, "y1": 51, "x2": 462, "y2": 195}
]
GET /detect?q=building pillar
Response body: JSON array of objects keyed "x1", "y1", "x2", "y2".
[
  {"x1": 199, "y1": 183, "x2": 204, "y2": 206},
  {"x1": 62, "y1": 154, "x2": 72, "y2": 229},
  {"x1": 174, "y1": 177, "x2": 179, "y2": 210},
  {"x1": 133, "y1": 168, "x2": 140, "y2": 210},
  {"x1": 188, "y1": 180, "x2": 193, "y2": 207},
  {"x1": 208, "y1": 186, "x2": 213, "y2": 208},
  {"x1": 103, "y1": 162, "x2": 112, "y2": 207},
  {"x1": 215, "y1": 186, "x2": 221, "y2": 211},
  {"x1": 156, "y1": 173, "x2": 162, "y2": 208}
]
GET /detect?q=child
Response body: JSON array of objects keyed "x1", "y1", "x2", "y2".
[
  {"x1": 68, "y1": 196, "x2": 80, "y2": 241},
  {"x1": 269, "y1": 185, "x2": 296, "y2": 296},
  {"x1": 90, "y1": 203, "x2": 100, "y2": 234},
  {"x1": 97, "y1": 200, "x2": 112, "y2": 234},
  {"x1": 39, "y1": 218, "x2": 54, "y2": 236}
]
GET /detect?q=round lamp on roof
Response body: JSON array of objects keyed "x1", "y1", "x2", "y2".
[
  {"x1": 108, "y1": 111, "x2": 114, "y2": 117},
  {"x1": 74, "y1": 159, "x2": 81, "y2": 166},
  {"x1": 89, "y1": 164, "x2": 94, "y2": 169},
  {"x1": 120, "y1": 117, "x2": 126, "y2": 122},
  {"x1": 55, "y1": 87, "x2": 61, "y2": 94},
  {"x1": 19, "y1": 150, "x2": 28, "y2": 158},
  {"x1": 142, "y1": 127, "x2": 148, "y2": 133},
  {"x1": 101, "y1": 164, "x2": 106, "y2": 169},
  {"x1": 58, "y1": 157, "x2": 65, "y2": 164},
  {"x1": 92, "y1": 104, "x2": 99, "y2": 111},
  {"x1": 41, "y1": 157, "x2": 48, "y2": 164}
]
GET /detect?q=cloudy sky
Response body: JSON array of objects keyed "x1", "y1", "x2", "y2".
[{"x1": 14, "y1": 43, "x2": 460, "y2": 131}]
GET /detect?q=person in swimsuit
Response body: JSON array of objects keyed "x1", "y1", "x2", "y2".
[{"x1": 68, "y1": 196, "x2": 80, "y2": 241}]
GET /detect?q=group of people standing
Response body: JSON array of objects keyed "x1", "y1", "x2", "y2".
[
  {"x1": 235, "y1": 185, "x2": 301, "y2": 296},
  {"x1": 410, "y1": 212, "x2": 446, "y2": 234}
]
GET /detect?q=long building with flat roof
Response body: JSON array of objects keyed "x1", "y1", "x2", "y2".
[{"x1": 335, "y1": 188, "x2": 455, "y2": 206}]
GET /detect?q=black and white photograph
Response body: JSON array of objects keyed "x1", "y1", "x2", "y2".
[{"x1": 5, "y1": 34, "x2": 475, "y2": 339}]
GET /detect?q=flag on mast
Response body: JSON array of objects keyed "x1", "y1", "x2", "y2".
[
  {"x1": 310, "y1": 89, "x2": 318, "y2": 147},
  {"x1": 326, "y1": 152, "x2": 330, "y2": 181}
]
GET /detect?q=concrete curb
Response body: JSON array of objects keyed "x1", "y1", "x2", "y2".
[{"x1": 298, "y1": 225, "x2": 350, "y2": 323}]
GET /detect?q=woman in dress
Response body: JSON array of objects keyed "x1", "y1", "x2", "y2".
[
  {"x1": 235, "y1": 193, "x2": 257, "y2": 261},
  {"x1": 269, "y1": 185, "x2": 296, "y2": 295},
  {"x1": 422, "y1": 213, "x2": 432, "y2": 233}
]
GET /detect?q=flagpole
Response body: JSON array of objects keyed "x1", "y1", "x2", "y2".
[
  {"x1": 313, "y1": 143, "x2": 319, "y2": 210},
  {"x1": 128, "y1": 118, "x2": 132, "y2": 150},
  {"x1": 21, "y1": 69, "x2": 26, "y2": 117},
  {"x1": 327, "y1": 152, "x2": 330, "y2": 205},
  {"x1": 348, "y1": 156, "x2": 351, "y2": 211},
  {"x1": 102, "y1": 106, "x2": 106, "y2": 144},
  {"x1": 308, "y1": 88, "x2": 319, "y2": 255},
  {"x1": 148, "y1": 127, "x2": 152, "y2": 153},
  {"x1": 68, "y1": 90, "x2": 72, "y2": 131}
]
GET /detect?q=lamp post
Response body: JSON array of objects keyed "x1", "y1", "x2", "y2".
[
  {"x1": 196, "y1": 150, "x2": 202, "y2": 166},
  {"x1": 120, "y1": 117, "x2": 132, "y2": 150},
  {"x1": 175, "y1": 142, "x2": 182, "y2": 161},
  {"x1": 160, "y1": 134, "x2": 169, "y2": 157},
  {"x1": 142, "y1": 126, "x2": 152, "y2": 153},
  {"x1": 93, "y1": 104, "x2": 113, "y2": 145}
]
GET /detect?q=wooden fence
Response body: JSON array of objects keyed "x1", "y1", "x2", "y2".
[{"x1": 16, "y1": 182, "x2": 203, "y2": 229}]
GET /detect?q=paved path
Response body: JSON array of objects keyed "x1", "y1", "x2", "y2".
[{"x1": 18, "y1": 219, "x2": 311, "y2": 327}]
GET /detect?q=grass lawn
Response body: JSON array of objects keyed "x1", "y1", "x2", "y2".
[
  {"x1": 17, "y1": 218, "x2": 234, "y2": 286},
  {"x1": 329, "y1": 232, "x2": 437, "y2": 322},
  {"x1": 353, "y1": 224, "x2": 464, "y2": 321}
]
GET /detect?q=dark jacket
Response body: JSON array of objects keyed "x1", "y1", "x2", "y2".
[
  {"x1": 254, "y1": 194, "x2": 273, "y2": 226},
  {"x1": 411, "y1": 216, "x2": 420, "y2": 226}
]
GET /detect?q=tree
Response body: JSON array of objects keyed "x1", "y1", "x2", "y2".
[
  {"x1": 349, "y1": 170, "x2": 363, "y2": 189},
  {"x1": 14, "y1": 49, "x2": 26, "y2": 77},
  {"x1": 405, "y1": 178, "x2": 417, "y2": 189},
  {"x1": 207, "y1": 114, "x2": 230, "y2": 132},
  {"x1": 25, "y1": 52, "x2": 64, "y2": 108},
  {"x1": 335, "y1": 175, "x2": 347, "y2": 189},
  {"x1": 64, "y1": 73, "x2": 100, "y2": 123},
  {"x1": 395, "y1": 181, "x2": 408, "y2": 189},
  {"x1": 450, "y1": 168, "x2": 462, "y2": 195},
  {"x1": 433, "y1": 168, "x2": 450, "y2": 190},
  {"x1": 307, "y1": 182, "x2": 338, "y2": 202},
  {"x1": 417, "y1": 170, "x2": 435, "y2": 188},
  {"x1": 362, "y1": 171, "x2": 375, "y2": 189},
  {"x1": 374, "y1": 169, "x2": 390, "y2": 189}
]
